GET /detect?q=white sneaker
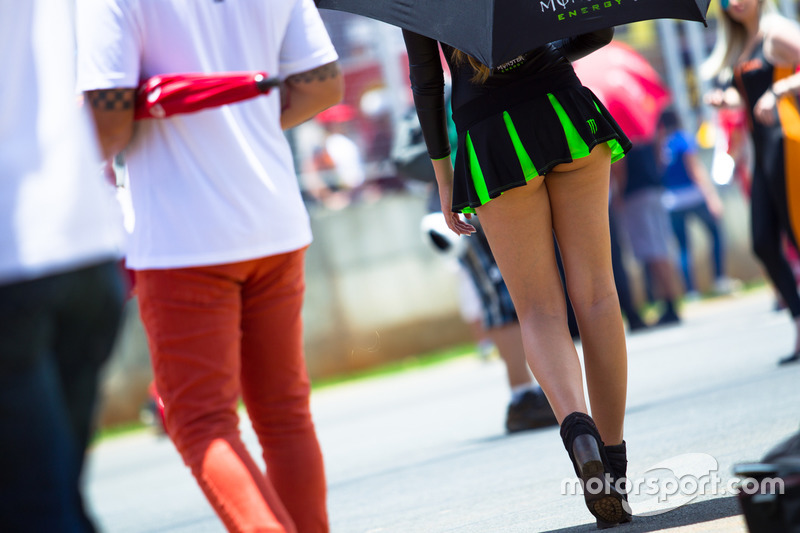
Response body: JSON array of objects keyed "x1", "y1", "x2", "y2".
[
  {"x1": 712, "y1": 277, "x2": 739, "y2": 295},
  {"x1": 684, "y1": 290, "x2": 702, "y2": 302}
]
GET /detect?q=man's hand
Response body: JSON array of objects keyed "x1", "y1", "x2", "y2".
[
  {"x1": 764, "y1": 22, "x2": 800, "y2": 68},
  {"x1": 703, "y1": 86, "x2": 742, "y2": 109},
  {"x1": 754, "y1": 89, "x2": 778, "y2": 126}
]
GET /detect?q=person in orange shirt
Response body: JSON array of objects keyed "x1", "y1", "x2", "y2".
[{"x1": 704, "y1": 0, "x2": 800, "y2": 365}]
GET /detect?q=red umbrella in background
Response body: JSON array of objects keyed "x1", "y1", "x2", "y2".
[
  {"x1": 314, "y1": 103, "x2": 357, "y2": 124},
  {"x1": 134, "y1": 71, "x2": 280, "y2": 120},
  {"x1": 573, "y1": 41, "x2": 671, "y2": 143}
]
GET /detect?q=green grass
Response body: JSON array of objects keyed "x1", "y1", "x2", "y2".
[{"x1": 737, "y1": 278, "x2": 768, "y2": 293}]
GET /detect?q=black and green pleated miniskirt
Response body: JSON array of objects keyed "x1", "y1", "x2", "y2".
[{"x1": 450, "y1": 66, "x2": 632, "y2": 214}]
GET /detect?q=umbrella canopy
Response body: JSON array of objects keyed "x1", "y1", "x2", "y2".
[
  {"x1": 316, "y1": 0, "x2": 711, "y2": 69},
  {"x1": 134, "y1": 72, "x2": 279, "y2": 120},
  {"x1": 573, "y1": 41, "x2": 671, "y2": 143}
]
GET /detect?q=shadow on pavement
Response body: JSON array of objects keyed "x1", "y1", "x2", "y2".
[{"x1": 541, "y1": 496, "x2": 742, "y2": 532}]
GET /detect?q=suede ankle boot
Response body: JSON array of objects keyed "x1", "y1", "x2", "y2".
[
  {"x1": 560, "y1": 412, "x2": 625, "y2": 527},
  {"x1": 596, "y1": 441, "x2": 633, "y2": 528}
]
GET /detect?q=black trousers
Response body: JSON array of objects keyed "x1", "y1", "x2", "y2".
[
  {"x1": 0, "y1": 261, "x2": 124, "y2": 532},
  {"x1": 750, "y1": 149, "x2": 800, "y2": 318}
]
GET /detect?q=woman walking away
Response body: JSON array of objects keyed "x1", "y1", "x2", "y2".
[
  {"x1": 403, "y1": 28, "x2": 632, "y2": 527},
  {"x1": 704, "y1": 0, "x2": 800, "y2": 365}
]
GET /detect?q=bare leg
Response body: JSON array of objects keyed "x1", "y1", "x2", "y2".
[
  {"x1": 546, "y1": 144, "x2": 627, "y2": 446},
  {"x1": 476, "y1": 176, "x2": 588, "y2": 425},
  {"x1": 486, "y1": 322, "x2": 534, "y2": 389},
  {"x1": 648, "y1": 258, "x2": 682, "y2": 302},
  {"x1": 478, "y1": 146, "x2": 628, "y2": 525},
  {"x1": 477, "y1": 144, "x2": 626, "y2": 446}
]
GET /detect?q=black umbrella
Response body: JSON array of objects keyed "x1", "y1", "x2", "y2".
[{"x1": 315, "y1": 0, "x2": 711, "y2": 69}]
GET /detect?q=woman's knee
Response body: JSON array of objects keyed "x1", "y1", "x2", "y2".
[
  {"x1": 567, "y1": 280, "x2": 619, "y2": 316},
  {"x1": 514, "y1": 290, "x2": 569, "y2": 327}
]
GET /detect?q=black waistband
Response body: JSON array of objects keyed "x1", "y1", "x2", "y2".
[{"x1": 451, "y1": 65, "x2": 581, "y2": 134}]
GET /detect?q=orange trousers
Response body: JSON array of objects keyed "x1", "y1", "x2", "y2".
[{"x1": 136, "y1": 248, "x2": 327, "y2": 533}]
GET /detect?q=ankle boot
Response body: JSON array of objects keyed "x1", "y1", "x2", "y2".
[
  {"x1": 596, "y1": 441, "x2": 633, "y2": 528},
  {"x1": 560, "y1": 413, "x2": 625, "y2": 527}
]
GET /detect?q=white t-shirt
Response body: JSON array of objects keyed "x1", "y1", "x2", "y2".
[
  {"x1": 0, "y1": 1, "x2": 124, "y2": 285},
  {"x1": 76, "y1": 0, "x2": 339, "y2": 269}
]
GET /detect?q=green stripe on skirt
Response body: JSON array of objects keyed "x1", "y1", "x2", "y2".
[{"x1": 462, "y1": 93, "x2": 626, "y2": 214}]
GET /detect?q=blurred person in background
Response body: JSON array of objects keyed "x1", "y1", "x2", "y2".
[
  {"x1": 612, "y1": 141, "x2": 684, "y2": 326},
  {"x1": 0, "y1": 1, "x2": 126, "y2": 531},
  {"x1": 704, "y1": 0, "x2": 800, "y2": 365},
  {"x1": 657, "y1": 109, "x2": 734, "y2": 298},
  {"x1": 359, "y1": 88, "x2": 408, "y2": 194},
  {"x1": 607, "y1": 205, "x2": 650, "y2": 331},
  {"x1": 421, "y1": 212, "x2": 559, "y2": 433},
  {"x1": 715, "y1": 105, "x2": 754, "y2": 195},
  {"x1": 76, "y1": 0, "x2": 342, "y2": 531},
  {"x1": 303, "y1": 104, "x2": 367, "y2": 209}
]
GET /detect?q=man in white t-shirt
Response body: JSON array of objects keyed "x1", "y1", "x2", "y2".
[
  {"x1": 76, "y1": 1, "x2": 342, "y2": 531},
  {"x1": 0, "y1": 2, "x2": 126, "y2": 531}
]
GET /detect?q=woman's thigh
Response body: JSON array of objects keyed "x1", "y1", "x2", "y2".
[
  {"x1": 545, "y1": 144, "x2": 615, "y2": 301},
  {"x1": 474, "y1": 175, "x2": 565, "y2": 319}
]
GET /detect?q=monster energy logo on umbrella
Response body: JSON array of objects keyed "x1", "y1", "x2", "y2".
[{"x1": 539, "y1": 0, "x2": 632, "y2": 21}]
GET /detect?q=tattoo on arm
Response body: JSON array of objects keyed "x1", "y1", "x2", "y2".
[
  {"x1": 285, "y1": 62, "x2": 341, "y2": 84},
  {"x1": 87, "y1": 89, "x2": 135, "y2": 111}
]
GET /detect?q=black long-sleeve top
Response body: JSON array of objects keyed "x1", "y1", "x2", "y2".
[{"x1": 402, "y1": 29, "x2": 614, "y2": 159}]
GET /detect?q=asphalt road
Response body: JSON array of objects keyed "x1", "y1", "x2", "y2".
[{"x1": 85, "y1": 287, "x2": 800, "y2": 532}]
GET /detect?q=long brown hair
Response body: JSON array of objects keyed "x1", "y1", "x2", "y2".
[
  {"x1": 702, "y1": 0, "x2": 779, "y2": 82},
  {"x1": 451, "y1": 49, "x2": 492, "y2": 84}
]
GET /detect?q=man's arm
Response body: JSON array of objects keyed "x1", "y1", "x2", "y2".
[
  {"x1": 84, "y1": 87, "x2": 136, "y2": 160},
  {"x1": 280, "y1": 61, "x2": 344, "y2": 130},
  {"x1": 684, "y1": 151, "x2": 723, "y2": 218},
  {"x1": 764, "y1": 20, "x2": 800, "y2": 68}
]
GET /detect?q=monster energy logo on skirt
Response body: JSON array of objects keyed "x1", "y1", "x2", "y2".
[{"x1": 539, "y1": 0, "x2": 629, "y2": 21}]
